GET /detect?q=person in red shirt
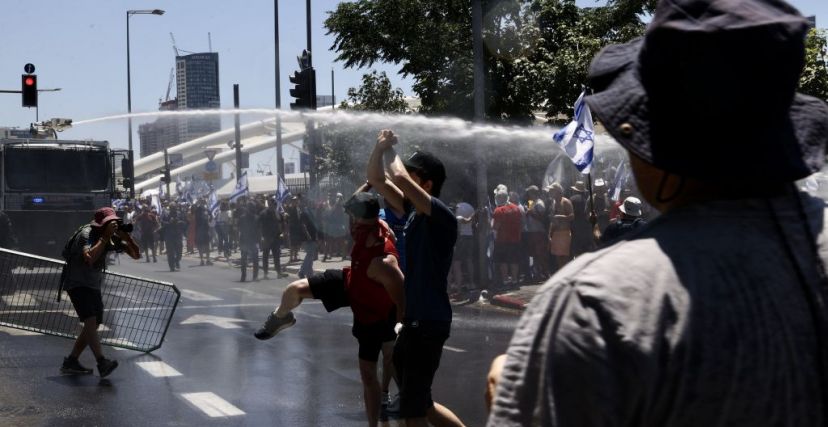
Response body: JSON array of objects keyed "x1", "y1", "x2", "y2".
[
  {"x1": 492, "y1": 189, "x2": 522, "y2": 287},
  {"x1": 254, "y1": 189, "x2": 405, "y2": 427}
]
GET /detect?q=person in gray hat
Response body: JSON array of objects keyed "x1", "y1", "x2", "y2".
[
  {"x1": 597, "y1": 196, "x2": 648, "y2": 245},
  {"x1": 487, "y1": 0, "x2": 828, "y2": 425}
]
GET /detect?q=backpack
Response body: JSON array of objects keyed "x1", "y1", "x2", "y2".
[{"x1": 57, "y1": 225, "x2": 87, "y2": 301}]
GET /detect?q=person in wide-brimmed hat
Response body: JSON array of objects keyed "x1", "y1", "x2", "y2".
[{"x1": 488, "y1": 1, "x2": 828, "y2": 425}]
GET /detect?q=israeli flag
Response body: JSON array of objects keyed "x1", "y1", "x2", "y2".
[
  {"x1": 209, "y1": 187, "x2": 220, "y2": 217},
  {"x1": 230, "y1": 171, "x2": 249, "y2": 203},
  {"x1": 611, "y1": 161, "x2": 630, "y2": 201},
  {"x1": 151, "y1": 193, "x2": 163, "y2": 216},
  {"x1": 552, "y1": 90, "x2": 595, "y2": 174},
  {"x1": 276, "y1": 174, "x2": 291, "y2": 209}
]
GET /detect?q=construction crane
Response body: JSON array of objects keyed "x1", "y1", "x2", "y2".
[
  {"x1": 165, "y1": 68, "x2": 174, "y2": 102},
  {"x1": 169, "y1": 32, "x2": 179, "y2": 57}
]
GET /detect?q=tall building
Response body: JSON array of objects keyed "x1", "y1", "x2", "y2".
[
  {"x1": 176, "y1": 52, "x2": 221, "y2": 143},
  {"x1": 138, "y1": 99, "x2": 180, "y2": 158}
]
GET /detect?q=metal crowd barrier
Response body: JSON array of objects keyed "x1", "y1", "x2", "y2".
[{"x1": 0, "y1": 248, "x2": 179, "y2": 353}]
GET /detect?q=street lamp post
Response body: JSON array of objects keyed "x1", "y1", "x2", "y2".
[{"x1": 126, "y1": 8, "x2": 164, "y2": 199}]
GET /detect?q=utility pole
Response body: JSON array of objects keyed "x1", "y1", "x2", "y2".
[
  {"x1": 331, "y1": 68, "x2": 335, "y2": 109},
  {"x1": 305, "y1": 0, "x2": 317, "y2": 191},
  {"x1": 234, "y1": 84, "x2": 243, "y2": 182},
  {"x1": 472, "y1": 0, "x2": 489, "y2": 289},
  {"x1": 274, "y1": 0, "x2": 285, "y2": 179}
]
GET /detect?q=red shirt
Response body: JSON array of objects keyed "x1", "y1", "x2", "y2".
[
  {"x1": 493, "y1": 204, "x2": 522, "y2": 243},
  {"x1": 345, "y1": 222, "x2": 399, "y2": 325}
]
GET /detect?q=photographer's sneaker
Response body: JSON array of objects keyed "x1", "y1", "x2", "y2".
[
  {"x1": 97, "y1": 357, "x2": 119, "y2": 378},
  {"x1": 254, "y1": 311, "x2": 296, "y2": 340},
  {"x1": 60, "y1": 357, "x2": 93, "y2": 375}
]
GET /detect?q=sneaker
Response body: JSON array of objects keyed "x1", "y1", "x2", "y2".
[
  {"x1": 60, "y1": 357, "x2": 93, "y2": 375},
  {"x1": 254, "y1": 311, "x2": 296, "y2": 340},
  {"x1": 385, "y1": 393, "x2": 401, "y2": 413},
  {"x1": 277, "y1": 272, "x2": 289, "y2": 278},
  {"x1": 97, "y1": 358, "x2": 119, "y2": 378}
]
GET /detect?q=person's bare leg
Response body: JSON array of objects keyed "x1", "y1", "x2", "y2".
[
  {"x1": 274, "y1": 279, "x2": 313, "y2": 318},
  {"x1": 381, "y1": 341, "x2": 396, "y2": 398},
  {"x1": 71, "y1": 317, "x2": 103, "y2": 360},
  {"x1": 426, "y1": 403, "x2": 465, "y2": 427},
  {"x1": 510, "y1": 263, "x2": 520, "y2": 285},
  {"x1": 359, "y1": 359, "x2": 382, "y2": 427}
]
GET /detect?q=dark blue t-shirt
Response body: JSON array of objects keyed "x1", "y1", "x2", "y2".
[{"x1": 403, "y1": 197, "x2": 457, "y2": 334}]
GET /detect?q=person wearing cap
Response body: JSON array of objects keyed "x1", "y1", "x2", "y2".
[
  {"x1": 568, "y1": 180, "x2": 595, "y2": 257},
  {"x1": 591, "y1": 178, "x2": 611, "y2": 233},
  {"x1": 523, "y1": 185, "x2": 549, "y2": 282},
  {"x1": 254, "y1": 190, "x2": 405, "y2": 427},
  {"x1": 60, "y1": 207, "x2": 140, "y2": 378},
  {"x1": 492, "y1": 189, "x2": 522, "y2": 289},
  {"x1": 597, "y1": 196, "x2": 647, "y2": 245},
  {"x1": 368, "y1": 130, "x2": 465, "y2": 427},
  {"x1": 488, "y1": 1, "x2": 828, "y2": 425}
]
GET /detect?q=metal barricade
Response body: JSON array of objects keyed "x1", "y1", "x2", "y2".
[{"x1": 0, "y1": 248, "x2": 179, "y2": 353}]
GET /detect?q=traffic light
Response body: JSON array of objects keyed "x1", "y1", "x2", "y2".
[
  {"x1": 160, "y1": 168, "x2": 171, "y2": 184},
  {"x1": 21, "y1": 74, "x2": 37, "y2": 108},
  {"x1": 289, "y1": 67, "x2": 316, "y2": 110}
]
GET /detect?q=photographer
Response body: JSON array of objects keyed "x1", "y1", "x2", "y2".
[{"x1": 60, "y1": 207, "x2": 139, "y2": 377}]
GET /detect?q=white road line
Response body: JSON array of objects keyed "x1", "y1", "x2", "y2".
[
  {"x1": 136, "y1": 361, "x2": 183, "y2": 377},
  {"x1": 295, "y1": 311, "x2": 323, "y2": 319},
  {"x1": 181, "y1": 392, "x2": 245, "y2": 418},
  {"x1": 443, "y1": 345, "x2": 466, "y2": 353},
  {"x1": 1, "y1": 292, "x2": 38, "y2": 307},
  {"x1": 180, "y1": 289, "x2": 222, "y2": 302},
  {"x1": 229, "y1": 287, "x2": 274, "y2": 299},
  {"x1": 0, "y1": 326, "x2": 41, "y2": 336}
]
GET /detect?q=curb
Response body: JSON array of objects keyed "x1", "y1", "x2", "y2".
[{"x1": 489, "y1": 294, "x2": 529, "y2": 311}]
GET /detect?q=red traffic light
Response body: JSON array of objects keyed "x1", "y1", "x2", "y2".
[{"x1": 24, "y1": 77, "x2": 35, "y2": 86}]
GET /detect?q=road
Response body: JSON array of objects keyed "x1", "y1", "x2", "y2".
[{"x1": 0, "y1": 252, "x2": 520, "y2": 426}]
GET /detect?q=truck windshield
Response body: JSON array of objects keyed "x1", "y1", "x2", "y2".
[{"x1": 5, "y1": 147, "x2": 110, "y2": 192}]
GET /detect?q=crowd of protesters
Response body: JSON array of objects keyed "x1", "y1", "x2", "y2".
[{"x1": 113, "y1": 190, "x2": 358, "y2": 282}]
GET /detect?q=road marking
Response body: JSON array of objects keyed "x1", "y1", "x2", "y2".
[
  {"x1": 295, "y1": 311, "x2": 322, "y2": 319},
  {"x1": 180, "y1": 289, "x2": 222, "y2": 301},
  {"x1": 443, "y1": 345, "x2": 466, "y2": 353},
  {"x1": 180, "y1": 392, "x2": 245, "y2": 417},
  {"x1": 0, "y1": 326, "x2": 41, "y2": 336},
  {"x1": 229, "y1": 287, "x2": 274, "y2": 300},
  {"x1": 2, "y1": 292, "x2": 38, "y2": 307},
  {"x1": 180, "y1": 314, "x2": 250, "y2": 329},
  {"x1": 137, "y1": 361, "x2": 183, "y2": 377}
]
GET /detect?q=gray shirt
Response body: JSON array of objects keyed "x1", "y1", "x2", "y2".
[
  {"x1": 489, "y1": 193, "x2": 825, "y2": 426},
  {"x1": 64, "y1": 224, "x2": 123, "y2": 291}
]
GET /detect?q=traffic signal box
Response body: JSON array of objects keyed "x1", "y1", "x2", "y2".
[
  {"x1": 22, "y1": 74, "x2": 37, "y2": 108},
  {"x1": 289, "y1": 67, "x2": 316, "y2": 110},
  {"x1": 160, "y1": 168, "x2": 171, "y2": 184}
]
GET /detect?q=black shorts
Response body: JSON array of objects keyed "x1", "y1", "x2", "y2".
[
  {"x1": 308, "y1": 269, "x2": 350, "y2": 313},
  {"x1": 352, "y1": 308, "x2": 397, "y2": 362},
  {"x1": 454, "y1": 235, "x2": 474, "y2": 261},
  {"x1": 393, "y1": 324, "x2": 449, "y2": 419},
  {"x1": 66, "y1": 287, "x2": 104, "y2": 325}
]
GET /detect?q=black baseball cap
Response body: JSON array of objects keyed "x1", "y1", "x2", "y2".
[
  {"x1": 344, "y1": 192, "x2": 380, "y2": 219},
  {"x1": 403, "y1": 151, "x2": 446, "y2": 188}
]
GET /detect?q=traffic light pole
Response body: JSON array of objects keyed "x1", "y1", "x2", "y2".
[
  {"x1": 234, "y1": 84, "x2": 243, "y2": 183},
  {"x1": 274, "y1": 0, "x2": 285, "y2": 179}
]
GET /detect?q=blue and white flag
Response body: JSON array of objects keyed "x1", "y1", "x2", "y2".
[
  {"x1": 175, "y1": 175, "x2": 183, "y2": 198},
  {"x1": 552, "y1": 90, "x2": 595, "y2": 174},
  {"x1": 611, "y1": 161, "x2": 630, "y2": 201},
  {"x1": 276, "y1": 174, "x2": 291, "y2": 209},
  {"x1": 151, "y1": 193, "x2": 163, "y2": 216},
  {"x1": 209, "y1": 187, "x2": 220, "y2": 217},
  {"x1": 230, "y1": 171, "x2": 249, "y2": 203}
]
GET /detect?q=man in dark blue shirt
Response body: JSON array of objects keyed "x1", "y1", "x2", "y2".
[{"x1": 368, "y1": 129, "x2": 464, "y2": 427}]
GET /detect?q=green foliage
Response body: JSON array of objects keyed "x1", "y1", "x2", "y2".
[
  {"x1": 324, "y1": 0, "x2": 655, "y2": 122},
  {"x1": 339, "y1": 71, "x2": 409, "y2": 112},
  {"x1": 799, "y1": 28, "x2": 828, "y2": 101}
]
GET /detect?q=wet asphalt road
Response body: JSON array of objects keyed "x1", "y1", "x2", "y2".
[{"x1": 0, "y1": 253, "x2": 520, "y2": 426}]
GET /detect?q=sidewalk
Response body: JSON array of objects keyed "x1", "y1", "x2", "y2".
[{"x1": 175, "y1": 246, "x2": 537, "y2": 313}]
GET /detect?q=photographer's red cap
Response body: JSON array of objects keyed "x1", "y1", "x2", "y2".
[{"x1": 92, "y1": 207, "x2": 119, "y2": 227}]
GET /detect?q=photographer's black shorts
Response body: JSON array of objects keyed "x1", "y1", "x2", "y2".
[
  {"x1": 67, "y1": 287, "x2": 104, "y2": 325},
  {"x1": 308, "y1": 269, "x2": 349, "y2": 313}
]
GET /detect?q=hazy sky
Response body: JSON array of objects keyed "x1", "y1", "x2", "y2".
[{"x1": 1, "y1": 0, "x2": 826, "y2": 159}]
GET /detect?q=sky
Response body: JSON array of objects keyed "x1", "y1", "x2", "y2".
[{"x1": 1, "y1": 0, "x2": 827, "y2": 163}]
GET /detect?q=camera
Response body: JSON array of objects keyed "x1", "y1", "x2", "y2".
[{"x1": 117, "y1": 222, "x2": 133, "y2": 233}]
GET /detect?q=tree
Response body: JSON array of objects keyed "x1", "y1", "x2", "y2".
[
  {"x1": 324, "y1": 0, "x2": 655, "y2": 122},
  {"x1": 339, "y1": 70, "x2": 409, "y2": 112},
  {"x1": 799, "y1": 28, "x2": 828, "y2": 101}
]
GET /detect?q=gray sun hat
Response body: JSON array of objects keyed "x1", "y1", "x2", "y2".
[
  {"x1": 619, "y1": 196, "x2": 643, "y2": 217},
  {"x1": 584, "y1": 0, "x2": 828, "y2": 183}
]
